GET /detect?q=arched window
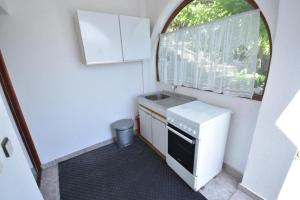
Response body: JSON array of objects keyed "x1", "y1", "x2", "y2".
[{"x1": 157, "y1": 0, "x2": 272, "y2": 101}]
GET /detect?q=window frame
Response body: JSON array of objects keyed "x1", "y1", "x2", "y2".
[{"x1": 156, "y1": 0, "x2": 272, "y2": 101}]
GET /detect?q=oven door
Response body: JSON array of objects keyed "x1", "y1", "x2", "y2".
[{"x1": 167, "y1": 124, "x2": 196, "y2": 174}]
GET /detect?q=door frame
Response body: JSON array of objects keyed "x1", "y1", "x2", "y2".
[{"x1": 0, "y1": 50, "x2": 41, "y2": 184}]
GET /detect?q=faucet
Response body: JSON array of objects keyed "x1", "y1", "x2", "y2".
[{"x1": 171, "y1": 85, "x2": 177, "y2": 92}]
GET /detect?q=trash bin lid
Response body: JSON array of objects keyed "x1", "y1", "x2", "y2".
[{"x1": 112, "y1": 119, "x2": 134, "y2": 131}]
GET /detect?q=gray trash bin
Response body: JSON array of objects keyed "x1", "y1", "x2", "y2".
[{"x1": 112, "y1": 119, "x2": 134, "y2": 147}]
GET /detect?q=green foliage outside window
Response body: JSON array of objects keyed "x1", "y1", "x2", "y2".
[{"x1": 166, "y1": 0, "x2": 271, "y2": 96}]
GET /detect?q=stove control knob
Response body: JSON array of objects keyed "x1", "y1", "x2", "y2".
[
  {"x1": 193, "y1": 130, "x2": 197, "y2": 135},
  {"x1": 179, "y1": 123, "x2": 183, "y2": 127},
  {"x1": 167, "y1": 117, "x2": 171, "y2": 121},
  {"x1": 188, "y1": 128, "x2": 192, "y2": 132},
  {"x1": 183, "y1": 125, "x2": 187, "y2": 129}
]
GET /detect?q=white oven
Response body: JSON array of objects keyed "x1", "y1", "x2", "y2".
[{"x1": 166, "y1": 101, "x2": 232, "y2": 191}]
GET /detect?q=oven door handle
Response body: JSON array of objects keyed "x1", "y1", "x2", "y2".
[{"x1": 167, "y1": 126, "x2": 195, "y2": 144}]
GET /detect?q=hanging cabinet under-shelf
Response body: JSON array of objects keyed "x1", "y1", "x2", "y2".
[{"x1": 77, "y1": 10, "x2": 151, "y2": 65}]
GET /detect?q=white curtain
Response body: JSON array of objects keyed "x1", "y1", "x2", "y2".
[{"x1": 159, "y1": 10, "x2": 260, "y2": 98}]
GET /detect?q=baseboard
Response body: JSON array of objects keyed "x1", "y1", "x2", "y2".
[
  {"x1": 238, "y1": 184, "x2": 264, "y2": 200},
  {"x1": 41, "y1": 129, "x2": 139, "y2": 169},
  {"x1": 222, "y1": 163, "x2": 243, "y2": 182},
  {"x1": 223, "y1": 164, "x2": 264, "y2": 199},
  {"x1": 41, "y1": 138, "x2": 115, "y2": 169}
]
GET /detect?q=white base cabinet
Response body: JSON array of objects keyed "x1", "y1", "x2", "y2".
[
  {"x1": 139, "y1": 108, "x2": 152, "y2": 143},
  {"x1": 139, "y1": 106, "x2": 167, "y2": 156},
  {"x1": 77, "y1": 10, "x2": 123, "y2": 65},
  {"x1": 152, "y1": 114, "x2": 168, "y2": 156}
]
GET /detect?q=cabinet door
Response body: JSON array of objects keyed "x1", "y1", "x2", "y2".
[
  {"x1": 119, "y1": 15, "x2": 150, "y2": 61},
  {"x1": 152, "y1": 115, "x2": 168, "y2": 156},
  {"x1": 139, "y1": 109, "x2": 152, "y2": 143},
  {"x1": 77, "y1": 10, "x2": 123, "y2": 65}
]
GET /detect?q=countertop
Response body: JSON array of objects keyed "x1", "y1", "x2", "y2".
[{"x1": 138, "y1": 91, "x2": 197, "y2": 117}]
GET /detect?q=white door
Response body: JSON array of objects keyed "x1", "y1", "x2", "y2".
[
  {"x1": 152, "y1": 114, "x2": 168, "y2": 156},
  {"x1": 139, "y1": 108, "x2": 152, "y2": 143},
  {"x1": 0, "y1": 93, "x2": 43, "y2": 200}
]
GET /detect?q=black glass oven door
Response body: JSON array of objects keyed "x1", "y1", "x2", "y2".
[{"x1": 167, "y1": 124, "x2": 196, "y2": 174}]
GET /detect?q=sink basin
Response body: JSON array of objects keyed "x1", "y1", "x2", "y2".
[{"x1": 145, "y1": 93, "x2": 170, "y2": 101}]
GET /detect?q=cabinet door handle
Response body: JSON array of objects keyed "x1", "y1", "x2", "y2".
[{"x1": 1, "y1": 137, "x2": 13, "y2": 158}]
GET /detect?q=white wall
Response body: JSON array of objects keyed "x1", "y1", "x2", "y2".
[
  {"x1": 145, "y1": 0, "x2": 170, "y2": 31},
  {"x1": 0, "y1": 0, "x2": 8, "y2": 14},
  {"x1": 145, "y1": 0, "x2": 279, "y2": 173},
  {"x1": 0, "y1": 0, "x2": 148, "y2": 164},
  {"x1": 278, "y1": 155, "x2": 300, "y2": 199},
  {"x1": 241, "y1": 0, "x2": 300, "y2": 199}
]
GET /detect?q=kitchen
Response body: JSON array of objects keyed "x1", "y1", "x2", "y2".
[{"x1": 0, "y1": 0, "x2": 299, "y2": 200}]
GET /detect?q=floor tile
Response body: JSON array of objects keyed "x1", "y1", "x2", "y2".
[
  {"x1": 200, "y1": 171, "x2": 239, "y2": 200},
  {"x1": 40, "y1": 165, "x2": 60, "y2": 200},
  {"x1": 230, "y1": 190, "x2": 254, "y2": 200}
]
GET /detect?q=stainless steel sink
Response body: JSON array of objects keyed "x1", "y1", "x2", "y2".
[{"x1": 145, "y1": 93, "x2": 170, "y2": 101}]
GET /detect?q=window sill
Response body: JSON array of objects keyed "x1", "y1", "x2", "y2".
[
  {"x1": 159, "y1": 83, "x2": 263, "y2": 101},
  {"x1": 252, "y1": 94, "x2": 263, "y2": 101}
]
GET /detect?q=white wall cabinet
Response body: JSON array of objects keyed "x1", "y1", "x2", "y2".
[
  {"x1": 139, "y1": 106, "x2": 168, "y2": 156},
  {"x1": 119, "y1": 15, "x2": 150, "y2": 61},
  {"x1": 139, "y1": 108, "x2": 152, "y2": 143},
  {"x1": 77, "y1": 10, "x2": 150, "y2": 65},
  {"x1": 77, "y1": 10, "x2": 123, "y2": 65}
]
